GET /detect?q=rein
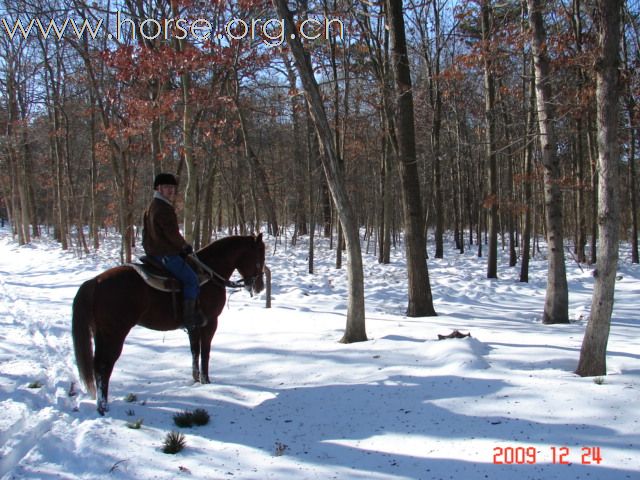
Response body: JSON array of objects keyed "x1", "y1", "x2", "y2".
[{"x1": 190, "y1": 253, "x2": 253, "y2": 290}]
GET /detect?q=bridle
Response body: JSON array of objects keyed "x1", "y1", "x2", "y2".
[{"x1": 238, "y1": 261, "x2": 265, "y2": 296}]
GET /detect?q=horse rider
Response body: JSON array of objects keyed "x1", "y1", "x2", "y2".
[{"x1": 142, "y1": 173, "x2": 207, "y2": 332}]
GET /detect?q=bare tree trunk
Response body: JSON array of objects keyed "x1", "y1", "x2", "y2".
[
  {"x1": 482, "y1": 0, "x2": 499, "y2": 279},
  {"x1": 89, "y1": 88, "x2": 100, "y2": 250},
  {"x1": 201, "y1": 163, "x2": 216, "y2": 245},
  {"x1": 622, "y1": 22, "x2": 639, "y2": 264},
  {"x1": 453, "y1": 105, "x2": 465, "y2": 254},
  {"x1": 520, "y1": 63, "x2": 536, "y2": 283},
  {"x1": 497, "y1": 82, "x2": 517, "y2": 267},
  {"x1": 571, "y1": 0, "x2": 588, "y2": 264},
  {"x1": 0, "y1": 175, "x2": 12, "y2": 229},
  {"x1": 273, "y1": 0, "x2": 367, "y2": 343},
  {"x1": 587, "y1": 124, "x2": 598, "y2": 264},
  {"x1": 528, "y1": 0, "x2": 569, "y2": 323},
  {"x1": 379, "y1": 124, "x2": 393, "y2": 264},
  {"x1": 283, "y1": 54, "x2": 306, "y2": 239},
  {"x1": 170, "y1": 1, "x2": 197, "y2": 243},
  {"x1": 180, "y1": 68, "x2": 197, "y2": 242},
  {"x1": 307, "y1": 102, "x2": 320, "y2": 274},
  {"x1": 352, "y1": 2, "x2": 394, "y2": 265},
  {"x1": 414, "y1": 0, "x2": 445, "y2": 259},
  {"x1": 40, "y1": 44, "x2": 69, "y2": 249},
  {"x1": 10, "y1": 102, "x2": 32, "y2": 245},
  {"x1": 385, "y1": 0, "x2": 437, "y2": 317},
  {"x1": 432, "y1": 1, "x2": 444, "y2": 260},
  {"x1": 122, "y1": 151, "x2": 134, "y2": 263},
  {"x1": 628, "y1": 105, "x2": 639, "y2": 264},
  {"x1": 576, "y1": 0, "x2": 622, "y2": 377},
  {"x1": 17, "y1": 98, "x2": 36, "y2": 241},
  {"x1": 336, "y1": 221, "x2": 343, "y2": 269},
  {"x1": 476, "y1": 153, "x2": 484, "y2": 258},
  {"x1": 234, "y1": 96, "x2": 279, "y2": 237},
  {"x1": 2, "y1": 41, "x2": 24, "y2": 244},
  {"x1": 4, "y1": 109, "x2": 27, "y2": 244},
  {"x1": 69, "y1": 9, "x2": 135, "y2": 261},
  {"x1": 150, "y1": 117, "x2": 162, "y2": 174},
  {"x1": 575, "y1": 118, "x2": 588, "y2": 263}
]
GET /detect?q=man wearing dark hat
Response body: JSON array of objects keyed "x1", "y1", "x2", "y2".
[{"x1": 142, "y1": 173, "x2": 207, "y2": 331}]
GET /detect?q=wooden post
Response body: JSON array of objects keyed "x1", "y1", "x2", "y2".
[{"x1": 264, "y1": 266, "x2": 271, "y2": 308}]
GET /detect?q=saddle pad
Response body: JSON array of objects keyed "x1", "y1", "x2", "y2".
[
  {"x1": 127, "y1": 263, "x2": 182, "y2": 292},
  {"x1": 127, "y1": 263, "x2": 211, "y2": 293}
]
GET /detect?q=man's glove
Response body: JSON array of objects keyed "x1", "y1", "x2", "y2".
[{"x1": 180, "y1": 244, "x2": 193, "y2": 258}]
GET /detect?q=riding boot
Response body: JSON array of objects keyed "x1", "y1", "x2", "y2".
[{"x1": 182, "y1": 298, "x2": 208, "y2": 332}]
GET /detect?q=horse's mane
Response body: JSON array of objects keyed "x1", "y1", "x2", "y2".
[{"x1": 198, "y1": 235, "x2": 263, "y2": 258}]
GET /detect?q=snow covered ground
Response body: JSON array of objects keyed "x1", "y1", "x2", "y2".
[{"x1": 0, "y1": 225, "x2": 638, "y2": 480}]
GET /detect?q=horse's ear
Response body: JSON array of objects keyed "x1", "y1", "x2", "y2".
[{"x1": 256, "y1": 232, "x2": 263, "y2": 243}]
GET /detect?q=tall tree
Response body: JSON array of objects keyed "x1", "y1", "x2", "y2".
[
  {"x1": 231, "y1": 65, "x2": 279, "y2": 238},
  {"x1": 386, "y1": 0, "x2": 437, "y2": 316},
  {"x1": 1, "y1": 33, "x2": 34, "y2": 245},
  {"x1": 481, "y1": 0, "x2": 499, "y2": 279},
  {"x1": 520, "y1": 62, "x2": 536, "y2": 283},
  {"x1": 622, "y1": 8, "x2": 639, "y2": 264},
  {"x1": 170, "y1": 0, "x2": 198, "y2": 243},
  {"x1": 576, "y1": 0, "x2": 623, "y2": 377},
  {"x1": 272, "y1": 0, "x2": 367, "y2": 343},
  {"x1": 350, "y1": 0, "x2": 394, "y2": 264},
  {"x1": 528, "y1": 0, "x2": 569, "y2": 324},
  {"x1": 410, "y1": 0, "x2": 445, "y2": 259}
]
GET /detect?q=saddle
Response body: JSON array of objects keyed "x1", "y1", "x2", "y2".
[{"x1": 127, "y1": 256, "x2": 210, "y2": 293}]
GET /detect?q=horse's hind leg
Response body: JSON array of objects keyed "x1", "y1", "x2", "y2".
[
  {"x1": 93, "y1": 332, "x2": 126, "y2": 415},
  {"x1": 95, "y1": 375, "x2": 109, "y2": 416}
]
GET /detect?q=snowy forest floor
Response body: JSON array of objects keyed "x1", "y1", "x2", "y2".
[{"x1": 0, "y1": 226, "x2": 638, "y2": 479}]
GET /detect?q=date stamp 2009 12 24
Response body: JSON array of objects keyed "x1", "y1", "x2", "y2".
[{"x1": 492, "y1": 446, "x2": 603, "y2": 465}]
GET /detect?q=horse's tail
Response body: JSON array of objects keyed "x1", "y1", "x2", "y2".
[{"x1": 72, "y1": 278, "x2": 97, "y2": 399}]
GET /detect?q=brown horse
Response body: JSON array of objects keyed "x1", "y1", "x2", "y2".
[{"x1": 72, "y1": 234, "x2": 266, "y2": 415}]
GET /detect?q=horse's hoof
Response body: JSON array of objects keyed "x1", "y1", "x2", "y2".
[
  {"x1": 97, "y1": 400, "x2": 109, "y2": 416},
  {"x1": 200, "y1": 376, "x2": 211, "y2": 384}
]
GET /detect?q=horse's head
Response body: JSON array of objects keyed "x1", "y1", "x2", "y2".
[{"x1": 237, "y1": 233, "x2": 266, "y2": 296}]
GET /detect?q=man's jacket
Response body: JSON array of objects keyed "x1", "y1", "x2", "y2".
[{"x1": 142, "y1": 194, "x2": 188, "y2": 256}]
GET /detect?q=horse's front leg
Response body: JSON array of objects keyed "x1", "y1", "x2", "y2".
[
  {"x1": 200, "y1": 343, "x2": 211, "y2": 385},
  {"x1": 199, "y1": 320, "x2": 218, "y2": 384},
  {"x1": 188, "y1": 331, "x2": 201, "y2": 382}
]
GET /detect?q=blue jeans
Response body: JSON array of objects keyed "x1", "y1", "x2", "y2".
[{"x1": 154, "y1": 255, "x2": 199, "y2": 300}]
